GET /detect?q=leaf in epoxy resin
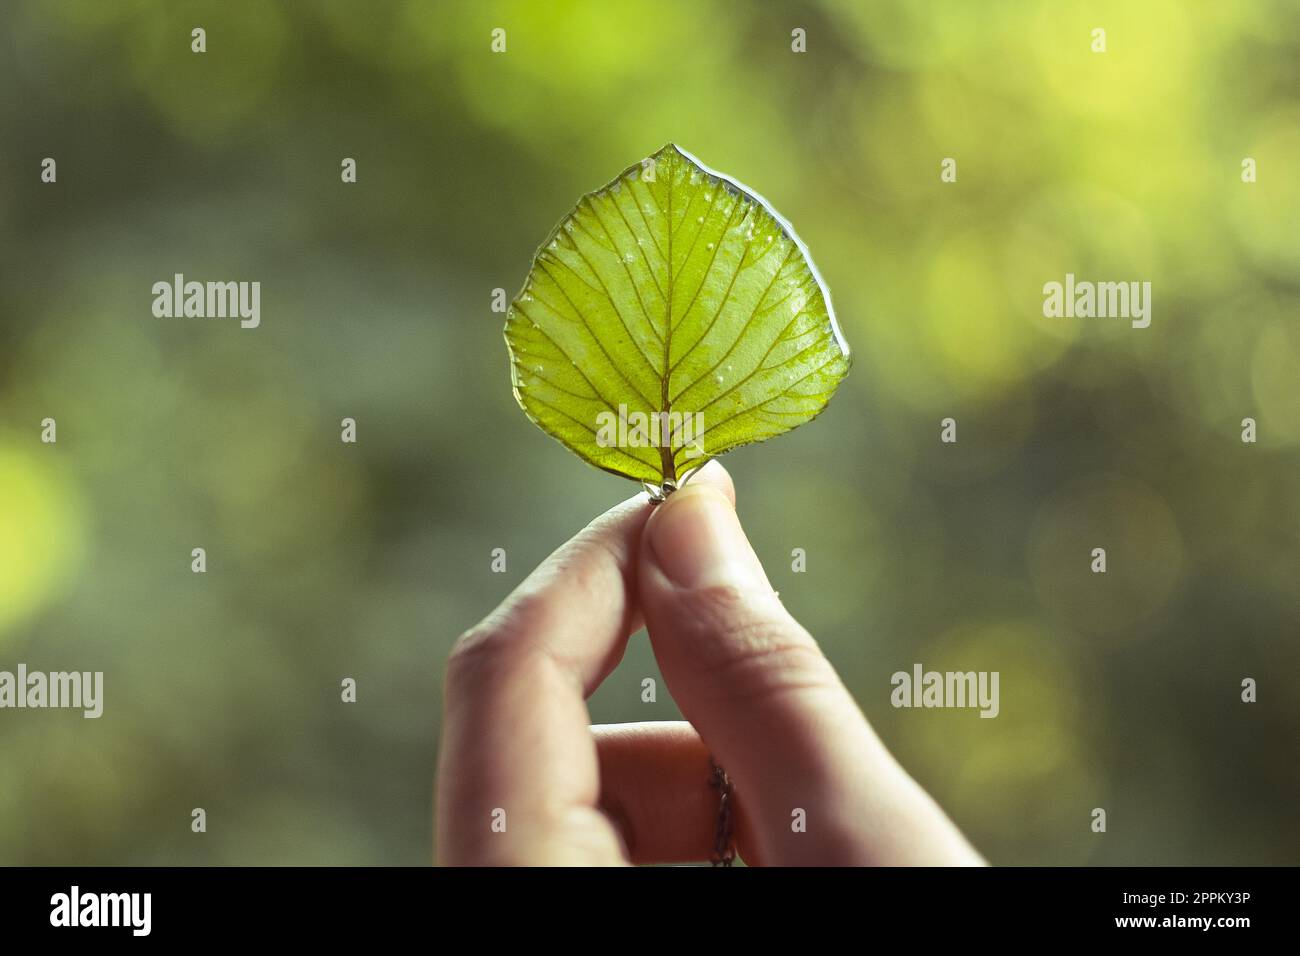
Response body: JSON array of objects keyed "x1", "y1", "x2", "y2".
[{"x1": 505, "y1": 143, "x2": 850, "y2": 492}]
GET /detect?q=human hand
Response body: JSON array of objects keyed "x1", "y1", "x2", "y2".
[{"x1": 435, "y1": 461, "x2": 985, "y2": 866}]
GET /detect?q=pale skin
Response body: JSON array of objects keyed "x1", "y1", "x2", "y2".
[{"x1": 436, "y1": 461, "x2": 985, "y2": 866}]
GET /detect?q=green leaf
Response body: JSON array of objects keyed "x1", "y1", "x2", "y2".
[{"x1": 505, "y1": 143, "x2": 850, "y2": 489}]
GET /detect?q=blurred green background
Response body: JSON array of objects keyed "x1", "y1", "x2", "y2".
[{"x1": 1, "y1": 0, "x2": 1297, "y2": 865}]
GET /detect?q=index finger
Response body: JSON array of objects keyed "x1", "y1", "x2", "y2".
[{"x1": 435, "y1": 466, "x2": 735, "y2": 864}]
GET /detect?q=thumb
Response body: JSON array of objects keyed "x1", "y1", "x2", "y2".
[{"x1": 638, "y1": 466, "x2": 983, "y2": 865}]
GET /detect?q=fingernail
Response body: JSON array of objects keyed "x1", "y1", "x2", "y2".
[{"x1": 647, "y1": 484, "x2": 770, "y2": 591}]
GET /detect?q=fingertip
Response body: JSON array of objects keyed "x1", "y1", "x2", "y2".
[
  {"x1": 644, "y1": 475, "x2": 768, "y2": 593},
  {"x1": 680, "y1": 459, "x2": 735, "y2": 507}
]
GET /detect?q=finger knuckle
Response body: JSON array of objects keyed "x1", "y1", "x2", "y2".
[
  {"x1": 676, "y1": 585, "x2": 837, "y2": 699},
  {"x1": 445, "y1": 619, "x2": 525, "y2": 689}
]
